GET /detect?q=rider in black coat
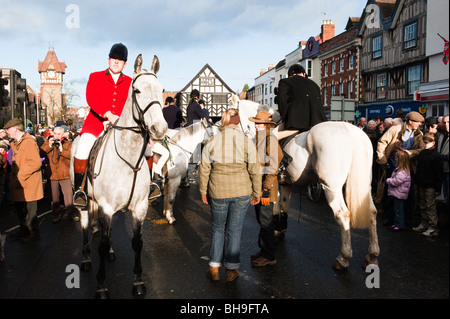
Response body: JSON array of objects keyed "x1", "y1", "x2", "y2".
[{"x1": 277, "y1": 64, "x2": 327, "y2": 132}]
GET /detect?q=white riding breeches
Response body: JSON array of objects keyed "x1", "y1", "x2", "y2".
[
  {"x1": 75, "y1": 133, "x2": 97, "y2": 160},
  {"x1": 151, "y1": 142, "x2": 169, "y2": 177}
]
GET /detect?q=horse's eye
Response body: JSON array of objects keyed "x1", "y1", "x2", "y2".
[{"x1": 134, "y1": 89, "x2": 141, "y2": 94}]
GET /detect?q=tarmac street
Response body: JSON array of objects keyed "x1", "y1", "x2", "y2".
[{"x1": 0, "y1": 170, "x2": 448, "y2": 302}]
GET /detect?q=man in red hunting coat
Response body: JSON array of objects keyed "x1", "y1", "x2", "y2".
[{"x1": 73, "y1": 43, "x2": 132, "y2": 207}]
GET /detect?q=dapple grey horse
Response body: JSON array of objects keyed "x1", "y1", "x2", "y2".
[
  {"x1": 230, "y1": 96, "x2": 379, "y2": 270},
  {"x1": 161, "y1": 118, "x2": 219, "y2": 224},
  {"x1": 70, "y1": 54, "x2": 168, "y2": 298}
]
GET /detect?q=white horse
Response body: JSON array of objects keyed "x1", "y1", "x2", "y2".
[
  {"x1": 230, "y1": 96, "x2": 379, "y2": 270},
  {"x1": 161, "y1": 118, "x2": 219, "y2": 224},
  {"x1": 70, "y1": 54, "x2": 168, "y2": 298}
]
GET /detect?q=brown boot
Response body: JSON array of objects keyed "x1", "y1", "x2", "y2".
[
  {"x1": 226, "y1": 269, "x2": 239, "y2": 282},
  {"x1": 206, "y1": 267, "x2": 220, "y2": 281},
  {"x1": 73, "y1": 158, "x2": 88, "y2": 207}
]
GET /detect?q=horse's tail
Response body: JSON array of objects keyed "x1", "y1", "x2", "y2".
[{"x1": 346, "y1": 129, "x2": 377, "y2": 229}]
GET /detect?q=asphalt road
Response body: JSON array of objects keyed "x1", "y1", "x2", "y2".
[{"x1": 1, "y1": 172, "x2": 448, "y2": 305}]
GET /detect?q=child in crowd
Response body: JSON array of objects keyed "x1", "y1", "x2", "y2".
[
  {"x1": 386, "y1": 150, "x2": 411, "y2": 231},
  {"x1": 413, "y1": 132, "x2": 443, "y2": 237}
]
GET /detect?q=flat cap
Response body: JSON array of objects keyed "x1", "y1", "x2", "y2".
[
  {"x1": 406, "y1": 111, "x2": 424, "y2": 122},
  {"x1": 3, "y1": 118, "x2": 22, "y2": 129}
]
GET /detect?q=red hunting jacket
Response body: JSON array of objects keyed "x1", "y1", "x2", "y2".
[{"x1": 81, "y1": 69, "x2": 132, "y2": 137}]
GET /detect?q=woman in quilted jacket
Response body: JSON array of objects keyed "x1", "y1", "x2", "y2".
[{"x1": 386, "y1": 150, "x2": 411, "y2": 231}]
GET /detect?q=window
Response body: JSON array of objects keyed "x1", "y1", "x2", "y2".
[
  {"x1": 431, "y1": 104, "x2": 445, "y2": 117},
  {"x1": 324, "y1": 64, "x2": 328, "y2": 77},
  {"x1": 372, "y1": 35, "x2": 382, "y2": 59},
  {"x1": 340, "y1": 83, "x2": 344, "y2": 95},
  {"x1": 323, "y1": 87, "x2": 328, "y2": 106},
  {"x1": 348, "y1": 80, "x2": 353, "y2": 97},
  {"x1": 404, "y1": 21, "x2": 418, "y2": 49},
  {"x1": 348, "y1": 55, "x2": 354, "y2": 69},
  {"x1": 332, "y1": 61, "x2": 336, "y2": 74},
  {"x1": 301, "y1": 60, "x2": 312, "y2": 77},
  {"x1": 340, "y1": 59, "x2": 345, "y2": 72},
  {"x1": 407, "y1": 65, "x2": 421, "y2": 95},
  {"x1": 332, "y1": 85, "x2": 336, "y2": 96},
  {"x1": 376, "y1": 73, "x2": 386, "y2": 99}
]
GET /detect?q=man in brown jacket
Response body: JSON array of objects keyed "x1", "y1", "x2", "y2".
[
  {"x1": 249, "y1": 111, "x2": 283, "y2": 267},
  {"x1": 376, "y1": 111, "x2": 425, "y2": 226},
  {"x1": 41, "y1": 126, "x2": 77, "y2": 223},
  {"x1": 4, "y1": 118, "x2": 43, "y2": 242}
]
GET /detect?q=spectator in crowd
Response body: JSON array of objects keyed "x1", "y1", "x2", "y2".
[
  {"x1": 357, "y1": 117, "x2": 367, "y2": 132},
  {"x1": 413, "y1": 132, "x2": 443, "y2": 237},
  {"x1": 40, "y1": 126, "x2": 78, "y2": 223},
  {"x1": 437, "y1": 115, "x2": 449, "y2": 214},
  {"x1": 386, "y1": 150, "x2": 411, "y2": 231},
  {"x1": 199, "y1": 108, "x2": 261, "y2": 282},
  {"x1": 377, "y1": 111, "x2": 425, "y2": 226},
  {"x1": 4, "y1": 118, "x2": 43, "y2": 242},
  {"x1": 384, "y1": 117, "x2": 394, "y2": 131},
  {"x1": 248, "y1": 111, "x2": 283, "y2": 267},
  {"x1": 392, "y1": 117, "x2": 403, "y2": 126},
  {"x1": 425, "y1": 117, "x2": 438, "y2": 135},
  {"x1": 437, "y1": 116, "x2": 445, "y2": 134}
]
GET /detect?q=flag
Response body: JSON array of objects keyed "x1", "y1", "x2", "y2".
[{"x1": 438, "y1": 33, "x2": 449, "y2": 65}]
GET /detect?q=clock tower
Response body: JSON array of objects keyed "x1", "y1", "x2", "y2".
[{"x1": 38, "y1": 48, "x2": 67, "y2": 126}]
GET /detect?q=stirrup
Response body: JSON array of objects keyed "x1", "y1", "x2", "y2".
[
  {"x1": 149, "y1": 182, "x2": 162, "y2": 200},
  {"x1": 73, "y1": 190, "x2": 88, "y2": 208}
]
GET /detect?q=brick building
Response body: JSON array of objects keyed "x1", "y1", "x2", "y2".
[{"x1": 319, "y1": 18, "x2": 361, "y2": 114}]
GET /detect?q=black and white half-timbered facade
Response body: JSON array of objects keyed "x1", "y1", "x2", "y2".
[{"x1": 179, "y1": 64, "x2": 235, "y2": 119}]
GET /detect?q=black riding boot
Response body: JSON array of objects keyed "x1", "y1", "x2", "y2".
[{"x1": 73, "y1": 173, "x2": 87, "y2": 207}]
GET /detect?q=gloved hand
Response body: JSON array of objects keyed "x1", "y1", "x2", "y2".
[{"x1": 261, "y1": 188, "x2": 270, "y2": 206}]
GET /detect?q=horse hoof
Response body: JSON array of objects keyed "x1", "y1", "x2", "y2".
[
  {"x1": 107, "y1": 252, "x2": 116, "y2": 263},
  {"x1": 80, "y1": 260, "x2": 92, "y2": 272},
  {"x1": 362, "y1": 255, "x2": 378, "y2": 269},
  {"x1": 166, "y1": 217, "x2": 176, "y2": 224},
  {"x1": 132, "y1": 282, "x2": 146, "y2": 296},
  {"x1": 95, "y1": 288, "x2": 110, "y2": 299},
  {"x1": 332, "y1": 260, "x2": 349, "y2": 271}
]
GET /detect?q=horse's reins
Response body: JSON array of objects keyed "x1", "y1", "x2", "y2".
[{"x1": 93, "y1": 72, "x2": 162, "y2": 209}]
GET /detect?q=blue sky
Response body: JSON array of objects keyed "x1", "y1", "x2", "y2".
[{"x1": 1, "y1": 0, "x2": 366, "y2": 107}]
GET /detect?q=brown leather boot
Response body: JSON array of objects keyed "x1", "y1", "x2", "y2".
[
  {"x1": 226, "y1": 269, "x2": 239, "y2": 282},
  {"x1": 206, "y1": 267, "x2": 220, "y2": 281},
  {"x1": 73, "y1": 158, "x2": 88, "y2": 207}
]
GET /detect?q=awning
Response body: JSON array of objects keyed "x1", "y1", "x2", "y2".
[
  {"x1": 414, "y1": 80, "x2": 449, "y2": 102},
  {"x1": 357, "y1": 100, "x2": 426, "y2": 119}
]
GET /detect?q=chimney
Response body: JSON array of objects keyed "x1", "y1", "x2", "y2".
[
  {"x1": 268, "y1": 64, "x2": 274, "y2": 71},
  {"x1": 260, "y1": 69, "x2": 267, "y2": 76},
  {"x1": 321, "y1": 19, "x2": 335, "y2": 42}
]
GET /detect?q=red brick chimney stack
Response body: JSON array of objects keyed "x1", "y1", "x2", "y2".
[{"x1": 321, "y1": 19, "x2": 335, "y2": 42}]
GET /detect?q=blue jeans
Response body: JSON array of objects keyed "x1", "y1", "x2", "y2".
[
  {"x1": 392, "y1": 197, "x2": 406, "y2": 229},
  {"x1": 209, "y1": 195, "x2": 251, "y2": 269}
]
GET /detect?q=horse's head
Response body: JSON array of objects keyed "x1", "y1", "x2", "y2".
[
  {"x1": 132, "y1": 54, "x2": 168, "y2": 140},
  {"x1": 228, "y1": 94, "x2": 281, "y2": 140}
]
